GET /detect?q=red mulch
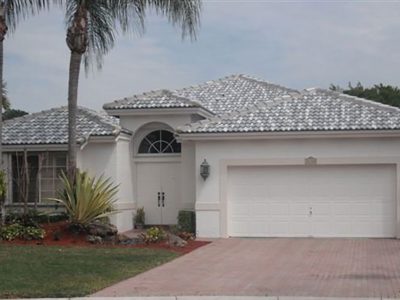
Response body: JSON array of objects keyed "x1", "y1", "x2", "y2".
[{"x1": 1, "y1": 221, "x2": 210, "y2": 255}]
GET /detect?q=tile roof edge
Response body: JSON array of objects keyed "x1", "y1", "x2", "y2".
[{"x1": 305, "y1": 87, "x2": 400, "y2": 113}]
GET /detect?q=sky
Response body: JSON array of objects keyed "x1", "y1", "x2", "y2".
[{"x1": 5, "y1": 0, "x2": 400, "y2": 112}]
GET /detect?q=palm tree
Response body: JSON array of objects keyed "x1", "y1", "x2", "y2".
[
  {"x1": 59, "y1": 0, "x2": 201, "y2": 180},
  {"x1": 0, "y1": 1, "x2": 49, "y2": 225},
  {"x1": 0, "y1": 1, "x2": 49, "y2": 160}
]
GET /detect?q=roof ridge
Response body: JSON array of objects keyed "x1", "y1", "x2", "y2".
[
  {"x1": 239, "y1": 74, "x2": 300, "y2": 94},
  {"x1": 175, "y1": 74, "x2": 241, "y2": 95},
  {"x1": 305, "y1": 88, "x2": 400, "y2": 113}
]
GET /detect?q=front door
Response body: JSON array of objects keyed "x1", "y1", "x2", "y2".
[{"x1": 136, "y1": 162, "x2": 181, "y2": 225}]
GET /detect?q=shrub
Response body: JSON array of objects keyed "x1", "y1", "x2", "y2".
[
  {"x1": 0, "y1": 224, "x2": 45, "y2": 241},
  {"x1": 134, "y1": 207, "x2": 145, "y2": 225},
  {"x1": 141, "y1": 226, "x2": 165, "y2": 244},
  {"x1": 49, "y1": 170, "x2": 119, "y2": 226},
  {"x1": 5, "y1": 210, "x2": 68, "y2": 227},
  {"x1": 177, "y1": 210, "x2": 196, "y2": 234},
  {"x1": 22, "y1": 226, "x2": 46, "y2": 240},
  {"x1": 0, "y1": 224, "x2": 24, "y2": 241}
]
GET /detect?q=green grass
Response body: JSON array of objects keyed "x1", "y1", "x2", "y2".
[{"x1": 0, "y1": 244, "x2": 178, "y2": 298}]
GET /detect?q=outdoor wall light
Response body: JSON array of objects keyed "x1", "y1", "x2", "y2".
[{"x1": 200, "y1": 159, "x2": 210, "y2": 180}]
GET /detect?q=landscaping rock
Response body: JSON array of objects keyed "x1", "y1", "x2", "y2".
[
  {"x1": 119, "y1": 237, "x2": 142, "y2": 245},
  {"x1": 86, "y1": 235, "x2": 103, "y2": 244},
  {"x1": 167, "y1": 233, "x2": 187, "y2": 247},
  {"x1": 117, "y1": 233, "x2": 131, "y2": 243},
  {"x1": 87, "y1": 221, "x2": 117, "y2": 238}
]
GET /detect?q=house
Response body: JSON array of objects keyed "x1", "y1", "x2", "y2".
[{"x1": 4, "y1": 74, "x2": 400, "y2": 238}]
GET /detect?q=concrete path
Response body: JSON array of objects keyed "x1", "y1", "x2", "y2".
[{"x1": 92, "y1": 238, "x2": 400, "y2": 298}]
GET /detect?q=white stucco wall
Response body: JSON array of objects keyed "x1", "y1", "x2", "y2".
[
  {"x1": 78, "y1": 137, "x2": 134, "y2": 232},
  {"x1": 193, "y1": 136, "x2": 400, "y2": 238}
]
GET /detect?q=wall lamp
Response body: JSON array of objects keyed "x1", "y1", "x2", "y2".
[{"x1": 200, "y1": 159, "x2": 210, "y2": 180}]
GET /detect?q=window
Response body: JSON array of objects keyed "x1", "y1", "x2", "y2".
[
  {"x1": 138, "y1": 130, "x2": 181, "y2": 154},
  {"x1": 11, "y1": 152, "x2": 67, "y2": 204}
]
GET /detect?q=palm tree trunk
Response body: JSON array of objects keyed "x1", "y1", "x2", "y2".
[
  {"x1": 0, "y1": 1, "x2": 7, "y2": 225},
  {"x1": 67, "y1": 51, "x2": 82, "y2": 182}
]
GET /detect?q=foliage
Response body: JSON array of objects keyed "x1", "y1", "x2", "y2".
[
  {"x1": 0, "y1": 170, "x2": 5, "y2": 225},
  {"x1": 3, "y1": 108, "x2": 28, "y2": 120},
  {"x1": 134, "y1": 207, "x2": 145, "y2": 225},
  {"x1": 0, "y1": 170, "x2": 6, "y2": 200},
  {"x1": 0, "y1": 245, "x2": 178, "y2": 298},
  {"x1": 330, "y1": 82, "x2": 400, "y2": 108},
  {"x1": 0, "y1": 224, "x2": 23, "y2": 240},
  {"x1": 49, "y1": 170, "x2": 119, "y2": 226},
  {"x1": 0, "y1": 224, "x2": 45, "y2": 241},
  {"x1": 177, "y1": 210, "x2": 196, "y2": 234},
  {"x1": 141, "y1": 226, "x2": 165, "y2": 244},
  {"x1": 58, "y1": 0, "x2": 202, "y2": 71},
  {"x1": 5, "y1": 210, "x2": 68, "y2": 227},
  {"x1": 1, "y1": 81, "x2": 10, "y2": 110}
]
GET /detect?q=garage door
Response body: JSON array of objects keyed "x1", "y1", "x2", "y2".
[{"x1": 227, "y1": 164, "x2": 396, "y2": 237}]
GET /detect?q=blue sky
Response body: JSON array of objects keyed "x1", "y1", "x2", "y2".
[{"x1": 5, "y1": 0, "x2": 400, "y2": 112}]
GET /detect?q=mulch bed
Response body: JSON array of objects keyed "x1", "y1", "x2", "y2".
[{"x1": 1, "y1": 221, "x2": 210, "y2": 255}]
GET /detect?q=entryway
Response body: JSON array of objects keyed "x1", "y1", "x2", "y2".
[{"x1": 136, "y1": 162, "x2": 181, "y2": 225}]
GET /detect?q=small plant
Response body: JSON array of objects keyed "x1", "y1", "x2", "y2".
[
  {"x1": 5, "y1": 210, "x2": 68, "y2": 227},
  {"x1": 177, "y1": 210, "x2": 196, "y2": 234},
  {"x1": 0, "y1": 224, "x2": 45, "y2": 241},
  {"x1": 140, "y1": 226, "x2": 165, "y2": 244},
  {"x1": 49, "y1": 170, "x2": 119, "y2": 227},
  {"x1": 134, "y1": 207, "x2": 145, "y2": 228},
  {"x1": 22, "y1": 226, "x2": 46, "y2": 240},
  {"x1": 0, "y1": 224, "x2": 24, "y2": 241}
]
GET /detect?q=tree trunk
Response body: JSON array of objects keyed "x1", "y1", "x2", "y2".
[
  {"x1": 67, "y1": 51, "x2": 82, "y2": 182},
  {"x1": 0, "y1": 1, "x2": 7, "y2": 225}
]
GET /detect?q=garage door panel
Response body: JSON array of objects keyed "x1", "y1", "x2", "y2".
[{"x1": 227, "y1": 164, "x2": 396, "y2": 238}]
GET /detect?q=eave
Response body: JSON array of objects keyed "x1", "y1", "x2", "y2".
[{"x1": 177, "y1": 129, "x2": 400, "y2": 141}]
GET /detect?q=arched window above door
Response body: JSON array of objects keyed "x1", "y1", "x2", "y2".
[{"x1": 138, "y1": 130, "x2": 181, "y2": 154}]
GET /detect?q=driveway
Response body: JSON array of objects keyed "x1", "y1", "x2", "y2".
[{"x1": 93, "y1": 238, "x2": 400, "y2": 298}]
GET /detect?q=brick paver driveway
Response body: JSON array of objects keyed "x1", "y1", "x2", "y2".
[{"x1": 93, "y1": 238, "x2": 400, "y2": 298}]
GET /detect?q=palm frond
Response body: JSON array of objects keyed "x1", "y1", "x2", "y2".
[
  {"x1": 2, "y1": 80, "x2": 10, "y2": 110},
  {"x1": 5, "y1": 0, "x2": 51, "y2": 33},
  {"x1": 144, "y1": 0, "x2": 201, "y2": 40}
]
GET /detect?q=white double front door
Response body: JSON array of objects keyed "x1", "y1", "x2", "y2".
[{"x1": 136, "y1": 162, "x2": 181, "y2": 225}]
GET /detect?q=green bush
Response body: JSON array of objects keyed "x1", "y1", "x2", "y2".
[
  {"x1": 5, "y1": 210, "x2": 68, "y2": 227},
  {"x1": 177, "y1": 210, "x2": 196, "y2": 234},
  {"x1": 0, "y1": 224, "x2": 45, "y2": 241},
  {"x1": 134, "y1": 207, "x2": 145, "y2": 225},
  {"x1": 0, "y1": 224, "x2": 24, "y2": 241},
  {"x1": 141, "y1": 226, "x2": 165, "y2": 243},
  {"x1": 49, "y1": 170, "x2": 119, "y2": 226}
]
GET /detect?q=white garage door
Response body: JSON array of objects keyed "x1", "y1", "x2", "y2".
[{"x1": 227, "y1": 164, "x2": 396, "y2": 238}]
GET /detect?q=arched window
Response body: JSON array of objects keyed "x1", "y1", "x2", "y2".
[{"x1": 138, "y1": 130, "x2": 181, "y2": 154}]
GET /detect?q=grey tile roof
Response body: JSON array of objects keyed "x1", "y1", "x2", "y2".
[
  {"x1": 103, "y1": 89, "x2": 202, "y2": 110},
  {"x1": 175, "y1": 74, "x2": 298, "y2": 116},
  {"x1": 177, "y1": 88, "x2": 400, "y2": 134},
  {"x1": 3, "y1": 106, "x2": 129, "y2": 145}
]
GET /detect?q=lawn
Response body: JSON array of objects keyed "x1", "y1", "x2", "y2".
[{"x1": 0, "y1": 244, "x2": 178, "y2": 298}]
